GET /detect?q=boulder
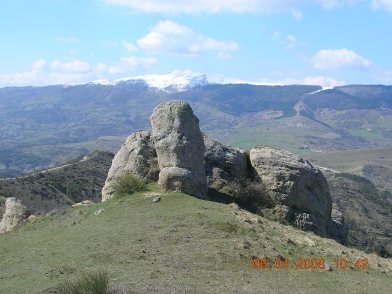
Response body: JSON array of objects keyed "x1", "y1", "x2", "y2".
[
  {"x1": 204, "y1": 135, "x2": 248, "y2": 189},
  {"x1": 102, "y1": 131, "x2": 159, "y2": 201},
  {"x1": 71, "y1": 200, "x2": 95, "y2": 207},
  {"x1": 150, "y1": 101, "x2": 207, "y2": 199},
  {"x1": 330, "y1": 208, "x2": 348, "y2": 245},
  {"x1": 249, "y1": 146, "x2": 332, "y2": 236},
  {"x1": 0, "y1": 197, "x2": 29, "y2": 234}
]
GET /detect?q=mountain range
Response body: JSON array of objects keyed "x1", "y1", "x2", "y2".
[{"x1": 0, "y1": 74, "x2": 392, "y2": 177}]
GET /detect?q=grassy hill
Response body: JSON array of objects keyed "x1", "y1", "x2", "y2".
[{"x1": 0, "y1": 185, "x2": 391, "y2": 294}]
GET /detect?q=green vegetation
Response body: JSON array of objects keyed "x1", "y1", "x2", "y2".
[
  {"x1": 0, "y1": 151, "x2": 113, "y2": 213},
  {"x1": 0, "y1": 188, "x2": 391, "y2": 293},
  {"x1": 112, "y1": 171, "x2": 146, "y2": 198},
  {"x1": 336, "y1": 173, "x2": 380, "y2": 203},
  {"x1": 56, "y1": 271, "x2": 112, "y2": 294},
  {"x1": 220, "y1": 179, "x2": 273, "y2": 213},
  {"x1": 326, "y1": 171, "x2": 392, "y2": 257},
  {"x1": 349, "y1": 129, "x2": 381, "y2": 140}
]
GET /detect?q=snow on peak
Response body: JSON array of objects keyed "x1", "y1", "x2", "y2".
[{"x1": 88, "y1": 72, "x2": 244, "y2": 92}]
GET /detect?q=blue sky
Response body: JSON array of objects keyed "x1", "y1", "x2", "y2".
[{"x1": 1, "y1": 0, "x2": 392, "y2": 87}]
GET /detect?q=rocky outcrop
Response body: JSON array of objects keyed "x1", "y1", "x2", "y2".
[
  {"x1": 0, "y1": 197, "x2": 29, "y2": 234},
  {"x1": 330, "y1": 208, "x2": 348, "y2": 245},
  {"x1": 100, "y1": 101, "x2": 334, "y2": 241},
  {"x1": 204, "y1": 135, "x2": 247, "y2": 189},
  {"x1": 102, "y1": 131, "x2": 159, "y2": 201},
  {"x1": 150, "y1": 101, "x2": 207, "y2": 199},
  {"x1": 249, "y1": 146, "x2": 332, "y2": 237},
  {"x1": 102, "y1": 131, "x2": 248, "y2": 201}
]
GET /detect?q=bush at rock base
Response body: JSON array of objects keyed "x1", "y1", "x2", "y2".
[
  {"x1": 220, "y1": 179, "x2": 273, "y2": 214},
  {"x1": 112, "y1": 172, "x2": 146, "y2": 198}
]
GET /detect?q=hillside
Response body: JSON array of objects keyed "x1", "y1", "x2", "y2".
[
  {"x1": 0, "y1": 186, "x2": 391, "y2": 294},
  {"x1": 0, "y1": 140, "x2": 391, "y2": 259},
  {"x1": 2, "y1": 82, "x2": 392, "y2": 176},
  {"x1": 0, "y1": 151, "x2": 113, "y2": 214},
  {"x1": 326, "y1": 172, "x2": 392, "y2": 257}
]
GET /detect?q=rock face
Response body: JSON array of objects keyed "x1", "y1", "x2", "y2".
[
  {"x1": 101, "y1": 131, "x2": 159, "y2": 201},
  {"x1": 0, "y1": 197, "x2": 29, "y2": 234},
  {"x1": 204, "y1": 135, "x2": 248, "y2": 189},
  {"x1": 330, "y1": 208, "x2": 348, "y2": 245},
  {"x1": 249, "y1": 146, "x2": 332, "y2": 236},
  {"x1": 150, "y1": 101, "x2": 207, "y2": 199}
]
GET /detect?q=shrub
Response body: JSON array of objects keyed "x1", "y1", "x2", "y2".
[
  {"x1": 222, "y1": 179, "x2": 273, "y2": 214},
  {"x1": 56, "y1": 271, "x2": 110, "y2": 294},
  {"x1": 112, "y1": 171, "x2": 146, "y2": 198},
  {"x1": 0, "y1": 195, "x2": 6, "y2": 205}
]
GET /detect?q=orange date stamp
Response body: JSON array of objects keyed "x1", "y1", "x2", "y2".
[{"x1": 252, "y1": 257, "x2": 369, "y2": 270}]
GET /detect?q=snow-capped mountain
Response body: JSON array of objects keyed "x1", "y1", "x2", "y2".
[{"x1": 87, "y1": 72, "x2": 245, "y2": 92}]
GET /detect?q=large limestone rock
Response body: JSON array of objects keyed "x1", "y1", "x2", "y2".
[
  {"x1": 102, "y1": 131, "x2": 159, "y2": 201},
  {"x1": 249, "y1": 146, "x2": 332, "y2": 236},
  {"x1": 204, "y1": 135, "x2": 248, "y2": 189},
  {"x1": 150, "y1": 101, "x2": 207, "y2": 199},
  {"x1": 0, "y1": 197, "x2": 29, "y2": 234}
]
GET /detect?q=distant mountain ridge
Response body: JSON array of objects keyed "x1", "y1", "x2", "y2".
[
  {"x1": 0, "y1": 79, "x2": 392, "y2": 176},
  {"x1": 74, "y1": 72, "x2": 246, "y2": 92}
]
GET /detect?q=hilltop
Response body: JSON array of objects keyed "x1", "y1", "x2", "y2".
[{"x1": 0, "y1": 187, "x2": 391, "y2": 293}]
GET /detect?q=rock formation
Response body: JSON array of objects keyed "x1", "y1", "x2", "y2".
[
  {"x1": 204, "y1": 135, "x2": 248, "y2": 189},
  {"x1": 102, "y1": 131, "x2": 159, "y2": 201},
  {"x1": 101, "y1": 101, "x2": 338, "y2": 241},
  {"x1": 150, "y1": 101, "x2": 207, "y2": 199},
  {"x1": 330, "y1": 208, "x2": 348, "y2": 245},
  {"x1": 0, "y1": 197, "x2": 29, "y2": 234},
  {"x1": 249, "y1": 146, "x2": 332, "y2": 236}
]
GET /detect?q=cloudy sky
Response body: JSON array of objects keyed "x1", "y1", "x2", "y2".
[{"x1": 1, "y1": 0, "x2": 392, "y2": 87}]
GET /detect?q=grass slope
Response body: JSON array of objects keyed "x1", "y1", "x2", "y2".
[{"x1": 0, "y1": 185, "x2": 391, "y2": 294}]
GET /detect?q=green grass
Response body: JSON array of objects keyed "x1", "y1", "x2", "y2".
[
  {"x1": 56, "y1": 271, "x2": 111, "y2": 294},
  {"x1": 349, "y1": 129, "x2": 381, "y2": 140},
  {"x1": 0, "y1": 186, "x2": 391, "y2": 293}
]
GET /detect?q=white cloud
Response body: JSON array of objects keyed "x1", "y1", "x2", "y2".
[
  {"x1": 0, "y1": 56, "x2": 158, "y2": 87},
  {"x1": 137, "y1": 20, "x2": 239, "y2": 56},
  {"x1": 301, "y1": 75, "x2": 346, "y2": 87},
  {"x1": 50, "y1": 60, "x2": 91, "y2": 73},
  {"x1": 291, "y1": 8, "x2": 303, "y2": 20},
  {"x1": 0, "y1": 71, "x2": 39, "y2": 87},
  {"x1": 311, "y1": 49, "x2": 372, "y2": 70},
  {"x1": 372, "y1": 0, "x2": 392, "y2": 11},
  {"x1": 285, "y1": 35, "x2": 305, "y2": 50},
  {"x1": 103, "y1": 0, "x2": 362, "y2": 13},
  {"x1": 259, "y1": 75, "x2": 346, "y2": 87},
  {"x1": 110, "y1": 56, "x2": 157, "y2": 73},
  {"x1": 32, "y1": 59, "x2": 47, "y2": 71},
  {"x1": 123, "y1": 42, "x2": 138, "y2": 51}
]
